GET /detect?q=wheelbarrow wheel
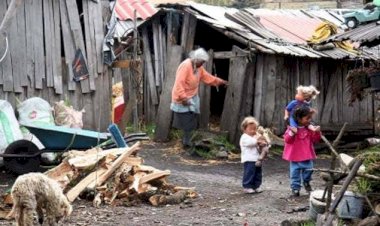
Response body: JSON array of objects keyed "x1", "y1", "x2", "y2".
[{"x1": 3, "y1": 140, "x2": 41, "y2": 175}]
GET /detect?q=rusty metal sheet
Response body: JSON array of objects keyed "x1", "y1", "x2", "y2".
[{"x1": 115, "y1": 0, "x2": 158, "y2": 21}]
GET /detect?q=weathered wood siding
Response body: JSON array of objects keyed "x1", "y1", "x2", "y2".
[
  {"x1": 250, "y1": 54, "x2": 374, "y2": 137},
  {"x1": 141, "y1": 12, "x2": 375, "y2": 144},
  {"x1": 0, "y1": 0, "x2": 111, "y2": 131}
]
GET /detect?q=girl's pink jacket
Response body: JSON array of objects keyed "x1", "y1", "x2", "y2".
[{"x1": 282, "y1": 127, "x2": 321, "y2": 162}]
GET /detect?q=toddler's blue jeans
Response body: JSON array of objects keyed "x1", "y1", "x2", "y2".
[
  {"x1": 289, "y1": 160, "x2": 313, "y2": 191},
  {"x1": 242, "y1": 162, "x2": 262, "y2": 189}
]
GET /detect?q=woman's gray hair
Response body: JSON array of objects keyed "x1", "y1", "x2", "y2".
[{"x1": 189, "y1": 48, "x2": 209, "y2": 62}]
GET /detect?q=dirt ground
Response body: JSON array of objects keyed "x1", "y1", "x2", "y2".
[{"x1": 0, "y1": 141, "x2": 330, "y2": 226}]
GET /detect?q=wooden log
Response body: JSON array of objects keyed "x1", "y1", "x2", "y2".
[
  {"x1": 139, "y1": 170, "x2": 171, "y2": 184},
  {"x1": 44, "y1": 160, "x2": 75, "y2": 188},
  {"x1": 93, "y1": 192, "x2": 102, "y2": 208},
  {"x1": 87, "y1": 142, "x2": 141, "y2": 190},
  {"x1": 154, "y1": 45, "x2": 183, "y2": 141},
  {"x1": 66, "y1": 167, "x2": 108, "y2": 202},
  {"x1": 66, "y1": 147, "x2": 130, "y2": 169},
  {"x1": 134, "y1": 165, "x2": 159, "y2": 173},
  {"x1": 149, "y1": 190, "x2": 194, "y2": 206},
  {"x1": 113, "y1": 162, "x2": 133, "y2": 192}
]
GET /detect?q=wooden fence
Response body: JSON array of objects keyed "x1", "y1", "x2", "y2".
[{"x1": 0, "y1": 0, "x2": 112, "y2": 131}]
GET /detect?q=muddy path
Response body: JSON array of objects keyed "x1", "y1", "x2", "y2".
[{"x1": 0, "y1": 142, "x2": 330, "y2": 226}]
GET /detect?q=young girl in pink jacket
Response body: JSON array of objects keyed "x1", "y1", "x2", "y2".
[{"x1": 283, "y1": 105, "x2": 321, "y2": 197}]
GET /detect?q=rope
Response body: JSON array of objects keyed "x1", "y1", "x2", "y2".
[
  {"x1": 63, "y1": 133, "x2": 77, "y2": 152},
  {"x1": 0, "y1": 36, "x2": 8, "y2": 63}
]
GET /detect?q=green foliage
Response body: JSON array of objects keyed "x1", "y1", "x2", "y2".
[
  {"x1": 356, "y1": 145, "x2": 380, "y2": 192},
  {"x1": 194, "y1": 147, "x2": 215, "y2": 159},
  {"x1": 354, "y1": 177, "x2": 371, "y2": 194},
  {"x1": 300, "y1": 220, "x2": 315, "y2": 226},
  {"x1": 140, "y1": 123, "x2": 156, "y2": 138},
  {"x1": 125, "y1": 123, "x2": 136, "y2": 134},
  {"x1": 268, "y1": 146, "x2": 283, "y2": 157},
  {"x1": 214, "y1": 135, "x2": 236, "y2": 152},
  {"x1": 169, "y1": 129, "x2": 183, "y2": 140}
]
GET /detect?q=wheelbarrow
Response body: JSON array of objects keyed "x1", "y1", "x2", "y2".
[{"x1": 0, "y1": 123, "x2": 149, "y2": 174}]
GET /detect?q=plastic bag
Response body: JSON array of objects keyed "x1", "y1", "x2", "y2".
[
  {"x1": 0, "y1": 100, "x2": 23, "y2": 165},
  {"x1": 53, "y1": 100, "x2": 84, "y2": 128},
  {"x1": 17, "y1": 97, "x2": 55, "y2": 126}
]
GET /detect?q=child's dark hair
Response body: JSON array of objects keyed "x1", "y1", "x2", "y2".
[{"x1": 294, "y1": 105, "x2": 311, "y2": 123}]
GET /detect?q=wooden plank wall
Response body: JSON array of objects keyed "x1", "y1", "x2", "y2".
[
  {"x1": 139, "y1": 12, "x2": 375, "y2": 143},
  {"x1": 0, "y1": 0, "x2": 111, "y2": 131},
  {"x1": 252, "y1": 54, "x2": 374, "y2": 138}
]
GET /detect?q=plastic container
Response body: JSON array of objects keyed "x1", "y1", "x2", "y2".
[
  {"x1": 309, "y1": 190, "x2": 334, "y2": 220},
  {"x1": 337, "y1": 191, "x2": 364, "y2": 219}
]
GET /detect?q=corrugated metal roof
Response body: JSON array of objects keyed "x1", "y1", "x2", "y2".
[
  {"x1": 157, "y1": 2, "x2": 379, "y2": 59},
  {"x1": 324, "y1": 21, "x2": 380, "y2": 47},
  {"x1": 115, "y1": 0, "x2": 158, "y2": 20},
  {"x1": 243, "y1": 9, "x2": 326, "y2": 44}
]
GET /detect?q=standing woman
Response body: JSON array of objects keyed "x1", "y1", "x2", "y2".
[{"x1": 171, "y1": 48, "x2": 228, "y2": 147}]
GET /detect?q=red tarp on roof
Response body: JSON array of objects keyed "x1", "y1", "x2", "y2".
[{"x1": 115, "y1": 0, "x2": 157, "y2": 21}]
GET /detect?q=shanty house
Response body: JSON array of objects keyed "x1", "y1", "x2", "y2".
[{"x1": 118, "y1": 2, "x2": 380, "y2": 144}]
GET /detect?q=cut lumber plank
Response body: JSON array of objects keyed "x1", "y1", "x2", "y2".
[
  {"x1": 123, "y1": 157, "x2": 143, "y2": 166},
  {"x1": 0, "y1": 209, "x2": 11, "y2": 220},
  {"x1": 44, "y1": 160, "x2": 75, "y2": 188},
  {"x1": 134, "y1": 165, "x2": 160, "y2": 173},
  {"x1": 139, "y1": 170, "x2": 171, "y2": 184},
  {"x1": 66, "y1": 146, "x2": 132, "y2": 169},
  {"x1": 2, "y1": 193, "x2": 12, "y2": 205},
  {"x1": 66, "y1": 167, "x2": 108, "y2": 202},
  {"x1": 87, "y1": 142, "x2": 141, "y2": 189}
]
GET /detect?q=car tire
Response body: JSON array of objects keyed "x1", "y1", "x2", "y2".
[{"x1": 346, "y1": 18, "x2": 358, "y2": 29}]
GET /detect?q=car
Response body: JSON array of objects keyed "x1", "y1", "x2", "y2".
[{"x1": 343, "y1": 6, "x2": 380, "y2": 29}]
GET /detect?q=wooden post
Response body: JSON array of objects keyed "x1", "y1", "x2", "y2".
[
  {"x1": 220, "y1": 46, "x2": 249, "y2": 142},
  {"x1": 319, "y1": 159, "x2": 363, "y2": 226},
  {"x1": 154, "y1": 45, "x2": 183, "y2": 141},
  {"x1": 142, "y1": 27, "x2": 158, "y2": 105},
  {"x1": 199, "y1": 49, "x2": 214, "y2": 129},
  {"x1": 325, "y1": 123, "x2": 347, "y2": 210}
]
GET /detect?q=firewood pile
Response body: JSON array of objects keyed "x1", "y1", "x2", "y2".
[{"x1": 2, "y1": 142, "x2": 197, "y2": 212}]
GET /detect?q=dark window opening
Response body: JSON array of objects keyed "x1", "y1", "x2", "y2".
[{"x1": 193, "y1": 21, "x2": 243, "y2": 120}]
